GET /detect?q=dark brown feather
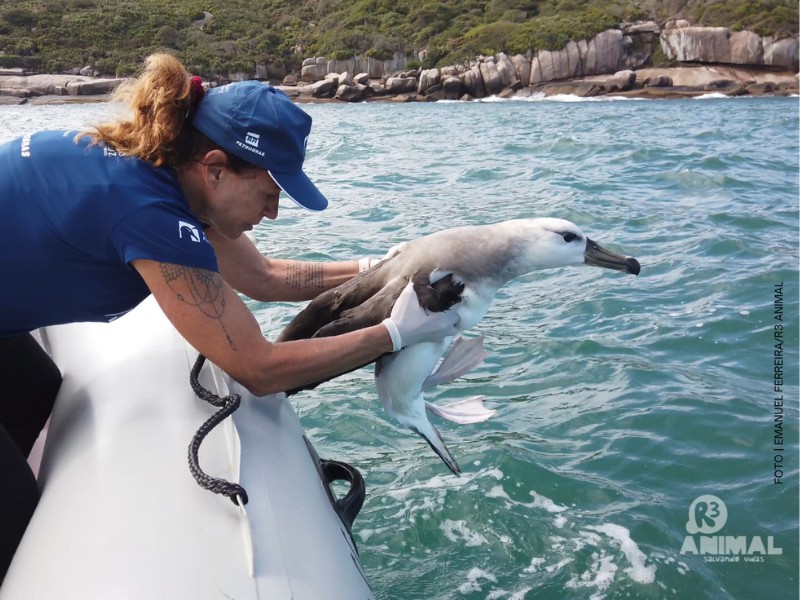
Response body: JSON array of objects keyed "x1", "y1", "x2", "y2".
[{"x1": 278, "y1": 265, "x2": 464, "y2": 396}]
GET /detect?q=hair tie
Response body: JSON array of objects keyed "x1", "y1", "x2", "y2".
[{"x1": 188, "y1": 76, "x2": 205, "y2": 115}]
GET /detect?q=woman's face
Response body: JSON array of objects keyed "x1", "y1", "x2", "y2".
[{"x1": 205, "y1": 167, "x2": 281, "y2": 239}]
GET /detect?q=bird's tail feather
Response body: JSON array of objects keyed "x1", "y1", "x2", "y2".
[
  {"x1": 425, "y1": 396, "x2": 495, "y2": 424},
  {"x1": 423, "y1": 335, "x2": 488, "y2": 391},
  {"x1": 412, "y1": 423, "x2": 461, "y2": 476}
]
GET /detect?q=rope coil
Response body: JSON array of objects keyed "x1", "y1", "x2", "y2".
[{"x1": 187, "y1": 354, "x2": 249, "y2": 505}]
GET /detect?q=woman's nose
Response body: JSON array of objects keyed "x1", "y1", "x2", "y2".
[{"x1": 262, "y1": 199, "x2": 279, "y2": 220}]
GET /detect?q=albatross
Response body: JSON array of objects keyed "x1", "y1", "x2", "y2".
[{"x1": 278, "y1": 218, "x2": 640, "y2": 475}]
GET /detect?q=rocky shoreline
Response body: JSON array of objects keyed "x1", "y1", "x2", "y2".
[
  {"x1": 281, "y1": 64, "x2": 798, "y2": 103},
  {"x1": 1, "y1": 23, "x2": 798, "y2": 106},
  {"x1": 283, "y1": 24, "x2": 798, "y2": 103},
  {"x1": 0, "y1": 72, "x2": 121, "y2": 105},
  {"x1": 0, "y1": 64, "x2": 797, "y2": 108}
]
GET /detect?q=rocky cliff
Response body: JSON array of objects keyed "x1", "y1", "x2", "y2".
[
  {"x1": 1, "y1": 22, "x2": 797, "y2": 104},
  {"x1": 288, "y1": 22, "x2": 798, "y2": 102}
]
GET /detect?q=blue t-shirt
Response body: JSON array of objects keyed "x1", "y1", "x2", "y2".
[{"x1": 0, "y1": 130, "x2": 218, "y2": 336}]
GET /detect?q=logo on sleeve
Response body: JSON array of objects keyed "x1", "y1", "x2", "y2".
[{"x1": 178, "y1": 221, "x2": 207, "y2": 243}]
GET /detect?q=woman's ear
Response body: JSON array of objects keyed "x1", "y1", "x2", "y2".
[{"x1": 201, "y1": 149, "x2": 228, "y2": 185}]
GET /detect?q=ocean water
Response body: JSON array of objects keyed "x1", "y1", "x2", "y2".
[{"x1": 1, "y1": 94, "x2": 798, "y2": 599}]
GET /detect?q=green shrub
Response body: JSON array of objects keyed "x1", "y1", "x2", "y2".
[
  {"x1": 507, "y1": 9, "x2": 618, "y2": 53},
  {"x1": 0, "y1": 0, "x2": 794, "y2": 79},
  {"x1": 0, "y1": 54, "x2": 25, "y2": 68},
  {"x1": 461, "y1": 21, "x2": 520, "y2": 57},
  {"x1": 365, "y1": 47, "x2": 394, "y2": 61},
  {"x1": 649, "y1": 40, "x2": 676, "y2": 68},
  {"x1": 329, "y1": 49, "x2": 354, "y2": 61},
  {"x1": 156, "y1": 25, "x2": 184, "y2": 49},
  {"x1": 22, "y1": 55, "x2": 42, "y2": 70},
  {"x1": 12, "y1": 36, "x2": 37, "y2": 56},
  {"x1": 1, "y1": 8, "x2": 36, "y2": 27},
  {"x1": 92, "y1": 57, "x2": 114, "y2": 76},
  {"x1": 691, "y1": 0, "x2": 797, "y2": 36}
]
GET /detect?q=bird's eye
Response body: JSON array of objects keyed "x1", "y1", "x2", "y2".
[{"x1": 562, "y1": 232, "x2": 578, "y2": 243}]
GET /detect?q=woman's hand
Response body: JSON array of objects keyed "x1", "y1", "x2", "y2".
[{"x1": 382, "y1": 281, "x2": 460, "y2": 351}]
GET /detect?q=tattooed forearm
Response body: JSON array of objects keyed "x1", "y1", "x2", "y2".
[
  {"x1": 159, "y1": 263, "x2": 237, "y2": 351},
  {"x1": 284, "y1": 261, "x2": 326, "y2": 290}
]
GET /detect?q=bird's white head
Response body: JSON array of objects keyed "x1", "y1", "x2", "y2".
[{"x1": 513, "y1": 217, "x2": 640, "y2": 275}]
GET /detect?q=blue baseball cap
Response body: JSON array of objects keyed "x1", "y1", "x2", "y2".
[{"x1": 191, "y1": 81, "x2": 328, "y2": 211}]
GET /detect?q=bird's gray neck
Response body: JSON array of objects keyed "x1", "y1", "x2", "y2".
[{"x1": 406, "y1": 221, "x2": 535, "y2": 286}]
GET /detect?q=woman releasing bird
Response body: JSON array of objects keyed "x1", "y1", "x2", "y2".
[
  {"x1": 0, "y1": 53, "x2": 460, "y2": 583},
  {"x1": 279, "y1": 217, "x2": 641, "y2": 475}
]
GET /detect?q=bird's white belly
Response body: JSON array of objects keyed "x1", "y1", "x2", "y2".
[
  {"x1": 453, "y1": 283, "x2": 497, "y2": 331},
  {"x1": 375, "y1": 341, "x2": 446, "y2": 427}
]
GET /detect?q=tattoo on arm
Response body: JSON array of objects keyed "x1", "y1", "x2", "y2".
[
  {"x1": 159, "y1": 263, "x2": 237, "y2": 351},
  {"x1": 284, "y1": 261, "x2": 326, "y2": 290}
]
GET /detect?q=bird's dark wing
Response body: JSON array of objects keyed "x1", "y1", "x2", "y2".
[
  {"x1": 312, "y1": 277, "x2": 406, "y2": 338},
  {"x1": 276, "y1": 259, "x2": 394, "y2": 343},
  {"x1": 278, "y1": 265, "x2": 464, "y2": 396}
]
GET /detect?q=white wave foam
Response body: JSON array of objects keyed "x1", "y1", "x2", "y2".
[
  {"x1": 529, "y1": 490, "x2": 569, "y2": 513},
  {"x1": 565, "y1": 551, "x2": 618, "y2": 598},
  {"x1": 523, "y1": 557, "x2": 546, "y2": 573},
  {"x1": 476, "y1": 93, "x2": 644, "y2": 103},
  {"x1": 487, "y1": 588, "x2": 533, "y2": 600},
  {"x1": 546, "y1": 557, "x2": 575, "y2": 573},
  {"x1": 693, "y1": 92, "x2": 729, "y2": 100},
  {"x1": 442, "y1": 519, "x2": 489, "y2": 547},
  {"x1": 458, "y1": 567, "x2": 497, "y2": 594},
  {"x1": 542, "y1": 94, "x2": 643, "y2": 103},
  {"x1": 586, "y1": 523, "x2": 657, "y2": 584},
  {"x1": 513, "y1": 498, "x2": 657, "y2": 598},
  {"x1": 386, "y1": 467, "x2": 503, "y2": 501}
]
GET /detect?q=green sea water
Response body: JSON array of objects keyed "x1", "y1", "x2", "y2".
[{"x1": 2, "y1": 94, "x2": 798, "y2": 599}]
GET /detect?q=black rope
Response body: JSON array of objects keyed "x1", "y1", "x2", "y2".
[{"x1": 187, "y1": 354, "x2": 249, "y2": 505}]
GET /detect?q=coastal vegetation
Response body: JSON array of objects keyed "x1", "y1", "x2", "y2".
[{"x1": 0, "y1": 0, "x2": 797, "y2": 78}]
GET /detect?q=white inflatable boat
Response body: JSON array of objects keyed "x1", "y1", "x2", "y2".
[{"x1": 1, "y1": 296, "x2": 374, "y2": 599}]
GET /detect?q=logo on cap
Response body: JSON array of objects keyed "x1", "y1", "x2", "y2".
[
  {"x1": 236, "y1": 130, "x2": 265, "y2": 158},
  {"x1": 245, "y1": 132, "x2": 260, "y2": 148}
]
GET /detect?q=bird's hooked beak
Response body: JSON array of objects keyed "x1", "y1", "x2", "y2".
[{"x1": 584, "y1": 238, "x2": 640, "y2": 275}]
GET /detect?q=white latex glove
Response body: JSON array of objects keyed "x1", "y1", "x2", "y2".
[
  {"x1": 357, "y1": 257, "x2": 381, "y2": 273},
  {"x1": 382, "y1": 281, "x2": 460, "y2": 352}
]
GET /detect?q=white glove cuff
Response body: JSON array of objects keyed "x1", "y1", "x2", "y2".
[
  {"x1": 358, "y1": 258, "x2": 381, "y2": 273},
  {"x1": 381, "y1": 318, "x2": 402, "y2": 352}
]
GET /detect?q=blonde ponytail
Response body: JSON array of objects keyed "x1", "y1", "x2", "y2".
[{"x1": 80, "y1": 54, "x2": 197, "y2": 167}]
